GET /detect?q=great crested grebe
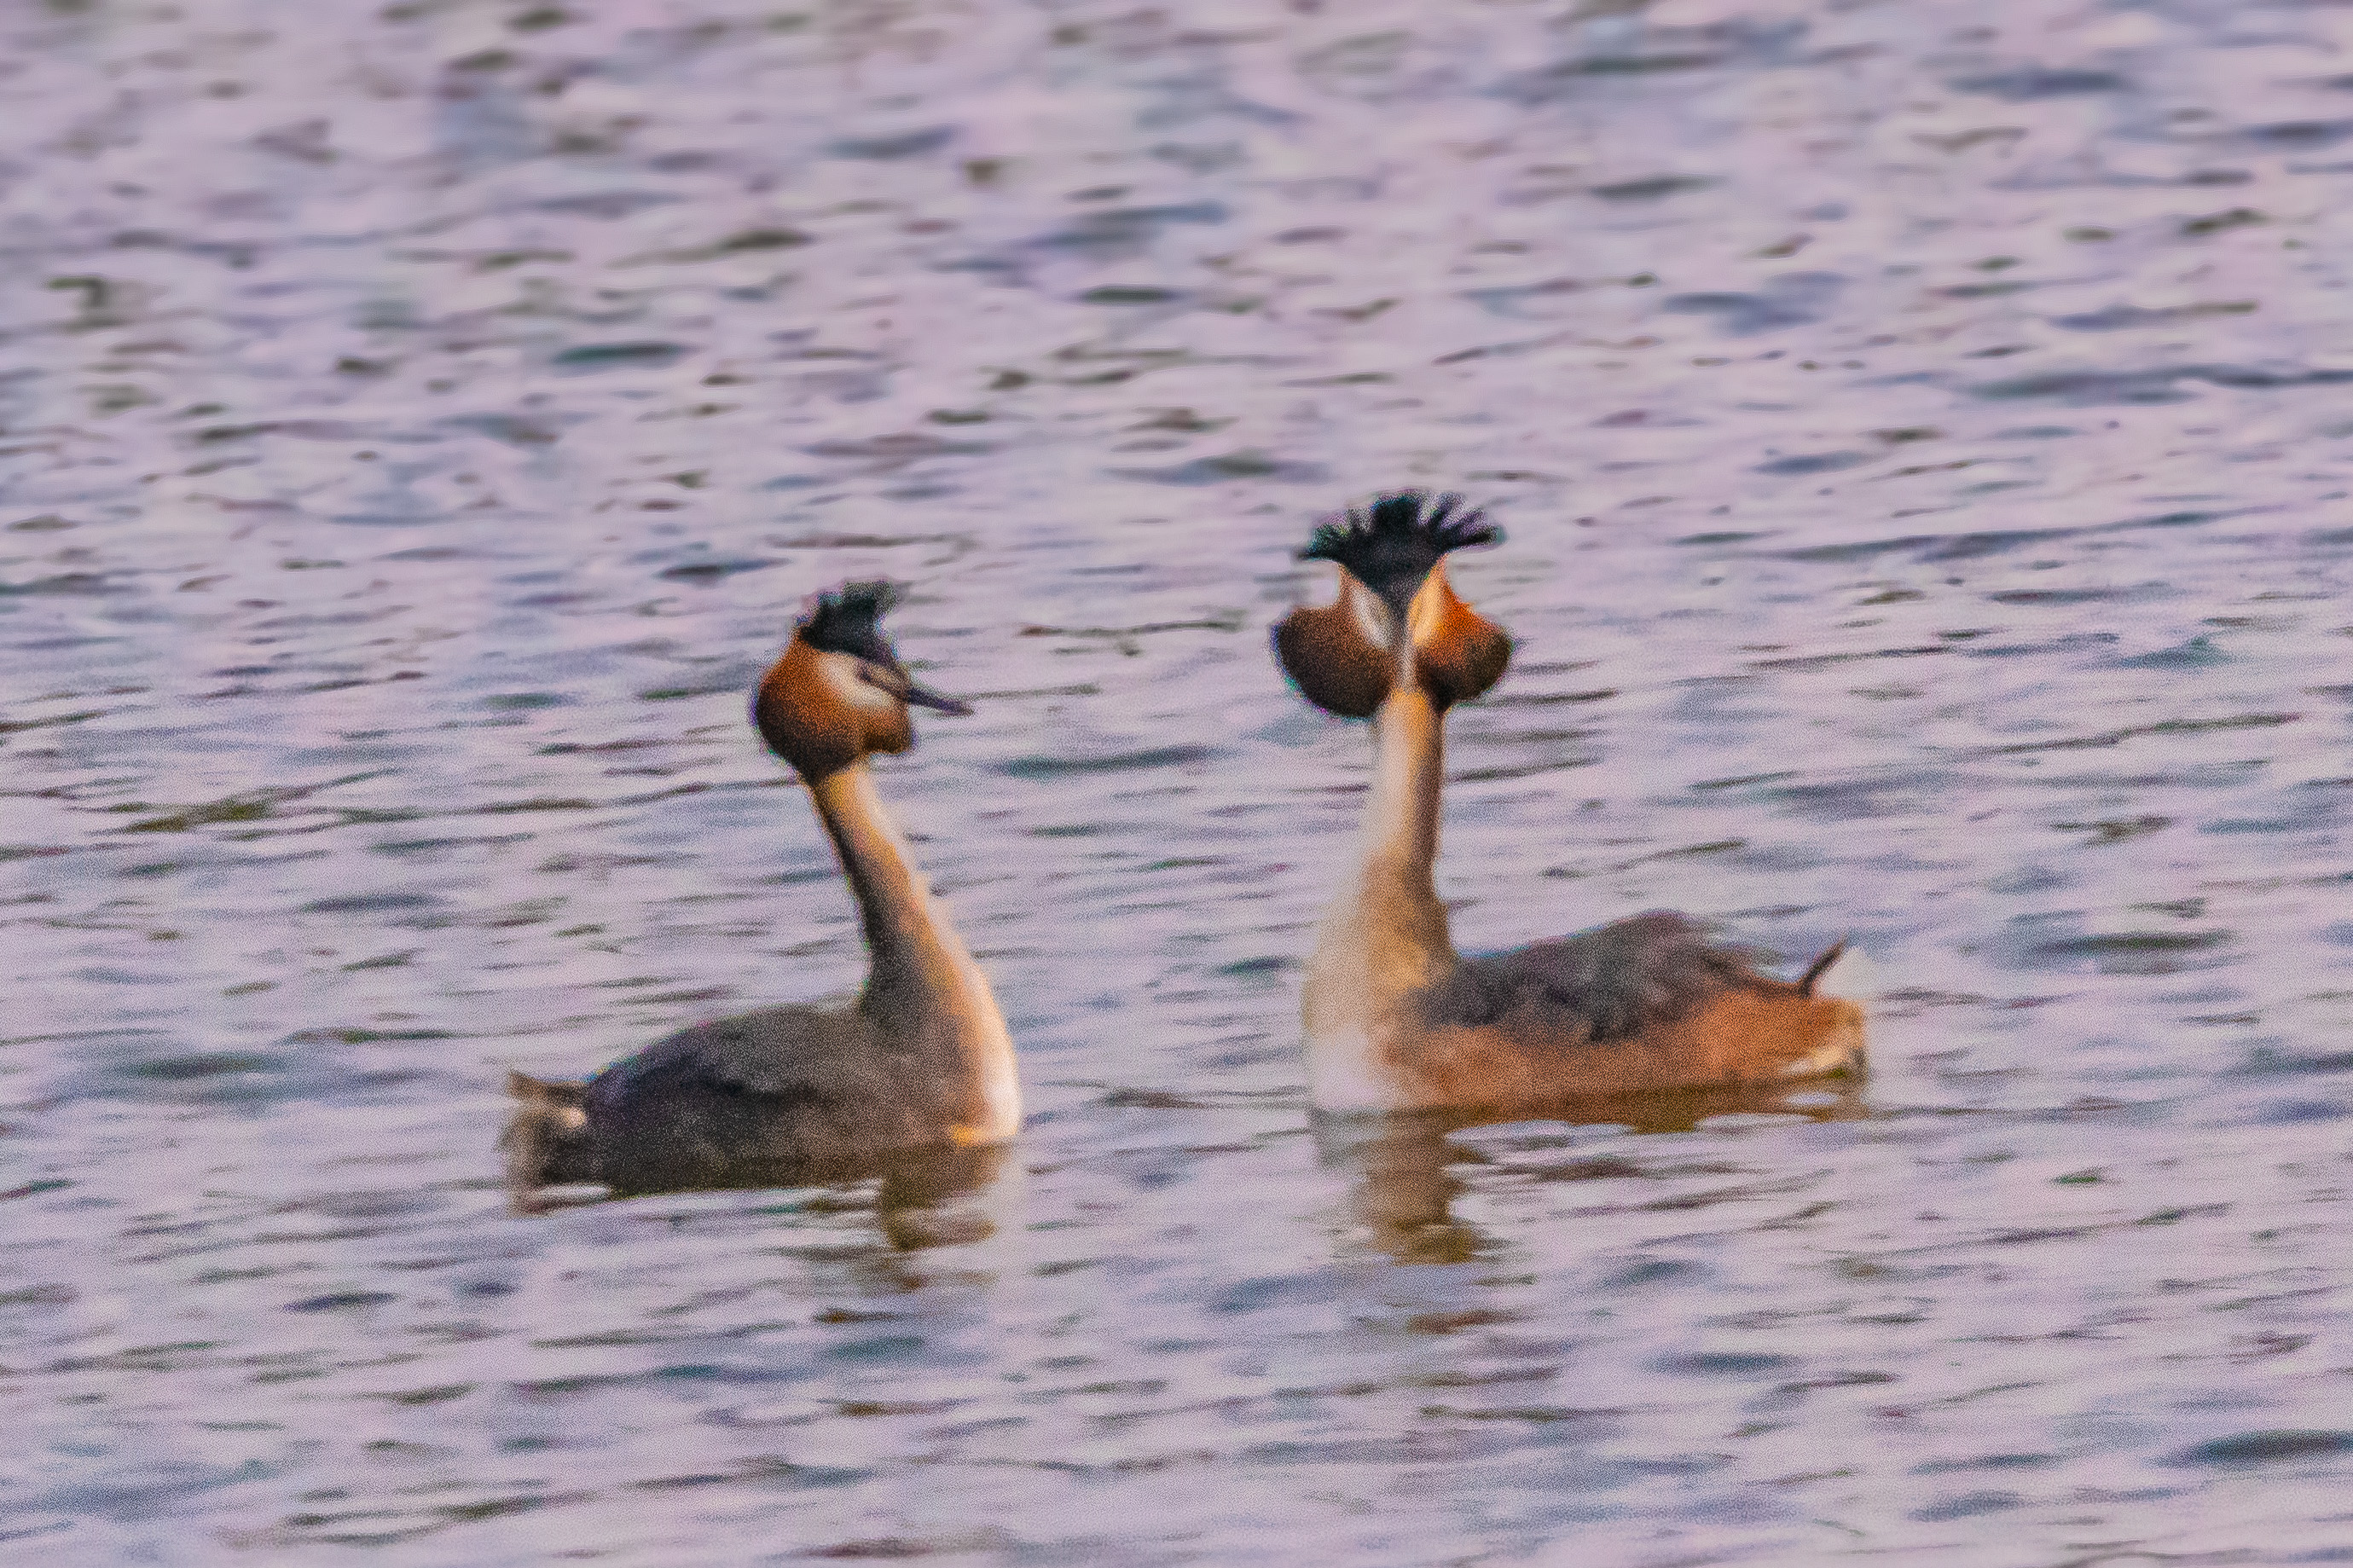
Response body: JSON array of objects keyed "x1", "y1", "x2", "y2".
[
  {"x1": 502, "y1": 581, "x2": 1019, "y2": 1195},
  {"x1": 1273, "y1": 492, "x2": 1866, "y2": 1116}
]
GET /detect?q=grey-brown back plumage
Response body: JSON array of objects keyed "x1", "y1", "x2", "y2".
[
  {"x1": 1412, "y1": 911, "x2": 1776, "y2": 1049},
  {"x1": 529, "y1": 1007, "x2": 962, "y2": 1194}
]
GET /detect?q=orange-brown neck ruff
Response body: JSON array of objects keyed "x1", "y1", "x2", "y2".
[
  {"x1": 1302, "y1": 681, "x2": 1458, "y2": 1112},
  {"x1": 1276, "y1": 564, "x2": 1511, "y2": 720},
  {"x1": 1406, "y1": 564, "x2": 1511, "y2": 708},
  {"x1": 808, "y1": 764, "x2": 1019, "y2": 1144},
  {"x1": 755, "y1": 639, "x2": 914, "y2": 784},
  {"x1": 1273, "y1": 571, "x2": 1394, "y2": 719}
]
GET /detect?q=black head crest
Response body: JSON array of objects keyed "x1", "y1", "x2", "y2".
[
  {"x1": 798, "y1": 579, "x2": 903, "y2": 664},
  {"x1": 1301, "y1": 492, "x2": 1502, "y2": 618}
]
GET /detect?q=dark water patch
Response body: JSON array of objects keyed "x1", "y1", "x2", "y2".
[
  {"x1": 282, "y1": 1026, "x2": 455, "y2": 1044},
  {"x1": 2254, "y1": 1098, "x2": 2348, "y2": 1125},
  {"x1": 1080, "y1": 286, "x2": 1182, "y2": 305},
  {"x1": 1910, "y1": 1490, "x2": 2024, "y2": 1521},
  {"x1": 1591, "y1": 174, "x2": 1714, "y2": 201},
  {"x1": 1939, "y1": 279, "x2": 2037, "y2": 300},
  {"x1": 2052, "y1": 814, "x2": 2170, "y2": 846},
  {"x1": 2229, "y1": 1045, "x2": 2353, "y2": 1078},
  {"x1": 1417, "y1": 1404, "x2": 1614, "y2": 1426},
  {"x1": 119, "y1": 793, "x2": 285, "y2": 832},
  {"x1": 2201, "y1": 806, "x2": 2332, "y2": 834},
  {"x1": 1033, "y1": 201, "x2": 1229, "y2": 254},
  {"x1": 1661, "y1": 272, "x2": 1845, "y2": 336},
  {"x1": 826, "y1": 1334, "x2": 927, "y2": 1363},
  {"x1": 1, "y1": 1181, "x2": 73, "y2": 1202},
  {"x1": 1501, "y1": 52, "x2": 1730, "y2": 97},
  {"x1": 998, "y1": 744, "x2": 1220, "y2": 778},
  {"x1": 1776, "y1": 1370, "x2": 1898, "y2": 1394},
  {"x1": 0, "y1": 709, "x2": 100, "y2": 735},
  {"x1": 3, "y1": 842, "x2": 84, "y2": 865},
  {"x1": 1973, "y1": 364, "x2": 2353, "y2": 403},
  {"x1": 2052, "y1": 301, "x2": 2255, "y2": 333},
  {"x1": 1110, "y1": 450, "x2": 1328, "y2": 486},
  {"x1": 478, "y1": 691, "x2": 571, "y2": 710},
  {"x1": 124, "y1": 1051, "x2": 282, "y2": 1083},
  {"x1": 2169, "y1": 1430, "x2": 2353, "y2": 1467},
  {"x1": 1019, "y1": 614, "x2": 1243, "y2": 640},
  {"x1": 1434, "y1": 330, "x2": 1577, "y2": 365},
  {"x1": 285, "y1": 1290, "x2": 399, "y2": 1313},
  {"x1": 1213, "y1": 1272, "x2": 1342, "y2": 1316},
  {"x1": 1756, "y1": 776, "x2": 1924, "y2": 821},
  {"x1": 1914, "y1": 1452, "x2": 2057, "y2": 1474},
  {"x1": 2181, "y1": 208, "x2": 2267, "y2": 236},
  {"x1": 442, "y1": 412, "x2": 565, "y2": 446},
  {"x1": 828, "y1": 126, "x2": 953, "y2": 159},
  {"x1": 1981, "y1": 712, "x2": 2295, "y2": 755},
  {"x1": 629, "y1": 227, "x2": 812, "y2": 265},
  {"x1": 1599, "y1": 1257, "x2": 1705, "y2": 1290},
  {"x1": 2031, "y1": 929, "x2": 2230, "y2": 974},
  {"x1": 640, "y1": 680, "x2": 742, "y2": 700},
  {"x1": 658, "y1": 558, "x2": 776, "y2": 583},
  {"x1": 1756, "y1": 450, "x2": 1875, "y2": 476},
  {"x1": 535, "y1": 190, "x2": 676, "y2": 217},
  {"x1": 1463, "y1": 275, "x2": 1652, "y2": 317},
  {"x1": 1487, "y1": 687, "x2": 1616, "y2": 707},
  {"x1": 1965, "y1": 635, "x2": 2117, "y2": 662},
  {"x1": 1241, "y1": 1431, "x2": 1524, "y2": 1467},
  {"x1": 1518, "y1": 1156, "x2": 1646, "y2": 1182},
  {"x1": 2243, "y1": 119, "x2": 2353, "y2": 151},
  {"x1": 1949, "y1": 67, "x2": 2127, "y2": 101},
  {"x1": 1657, "y1": 1351, "x2": 1796, "y2": 1376},
  {"x1": 0, "y1": 572, "x2": 125, "y2": 597},
  {"x1": 97, "y1": 1044, "x2": 428, "y2": 1108},
  {"x1": 550, "y1": 341, "x2": 689, "y2": 371},
  {"x1": 20, "y1": 1457, "x2": 277, "y2": 1525},
  {"x1": 302, "y1": 892, "x2": 441, "y2": 914},
  {"x1": 1497, "y1": 21, "x2": 1800, "y2": 101},
  {"x1": 189, "y1": 419, "x2": 374, "y2": 446},
  {"x1": 1747, "y1": 646, "x2": 1946, "y2": 671},
  {"x1": 472, "y1": 796, "x2": 597, "y2": 814},
  {"x1": 807, "y1": 433, "x2": 988, "y2": 464},
  {"x1": 1987, "y1": 587, "x2": 2142, "y2": 605}
]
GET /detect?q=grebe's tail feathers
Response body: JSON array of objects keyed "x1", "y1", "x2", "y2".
[
  {"x1": 501, "y1": 1069, "x2": 591, "y2": 1194},
  {"x1": 1799, "y1": 940, "x2": 1846, "y2": 996},
  {"x1": 1801, "y1": 940, "x2": 1876, "y2": 1000}
]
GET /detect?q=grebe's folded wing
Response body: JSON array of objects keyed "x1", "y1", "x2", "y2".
[
  {"x1": 1416, "y1": 911, "x2": 1771, "y2": 1044},
  {"x1": 586, "y1": 1005, "x2": 885, "y2": 1107}
]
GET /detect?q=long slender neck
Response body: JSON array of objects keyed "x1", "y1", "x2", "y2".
[
  {"x1": 1359, "y1": 682, "x2": 1447, "y2": 898},
  {"x1": 808, "y1": 763, "x2": 1019, "y2": 1139},
  {"x1": 1307, "y1": 678, "x2": 1457, "y2": 1029}
]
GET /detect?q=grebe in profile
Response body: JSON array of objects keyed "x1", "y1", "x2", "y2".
[
  {"x1": 1273, "y1": 492, "x2": 1865, "y2": 1115},
  {"x1": 503, "y1": 581, "x2": 1018, "y2": 1195}
]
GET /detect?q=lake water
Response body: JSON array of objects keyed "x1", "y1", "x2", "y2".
[{"x1": 6, "y1": 0, "x2": 2353, "y2": 1561}]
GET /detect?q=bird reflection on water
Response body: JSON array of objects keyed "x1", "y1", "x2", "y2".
[
  {"x1": 1321, "y1": 1078, "x2": 1870, "y2": 1266},
  {"x1": 526, "y1": 1141, "x2": 1011, "y2": 1253}
]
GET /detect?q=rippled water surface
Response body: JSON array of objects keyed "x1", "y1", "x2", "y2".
[{"x1": 8, "y1": 0, "x2": 2353, "y2": 1560}]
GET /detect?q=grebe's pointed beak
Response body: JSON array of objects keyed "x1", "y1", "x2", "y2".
[
  {"x1": 901, "y1": 680, "x2": 973, "y2": 717},
  {"x1": 860, "y1": 661, "x2": 973, "y2": 716}
]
